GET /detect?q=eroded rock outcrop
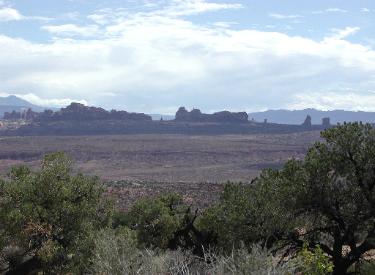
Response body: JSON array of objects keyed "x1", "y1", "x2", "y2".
[
  {"x1": 175, "y1": 107, "x2": 248, "y2": 123},
  {"x1": 302, "y1": 115, "x2": 312, "y2": 127},
  {"x1": 4, "y1": 108, "x2": 39, "y2": 120},
  {"x1": 35, "y1": 103, "x2": 152, "y2": 122},
  {"x1": 4, "y1": 103, "x2": 152, "y2": 123},
  {"x1": 322, "y1": 117, "x2": 331, "y2": 127}
]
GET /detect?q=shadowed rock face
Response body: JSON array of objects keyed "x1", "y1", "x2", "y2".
[
  {"x1": 322, "y1": 117, "x2": 331, "y2": 127},
  {"x1": 302, "y1": 115, "x2": 312, "y2": 127},
  {"x1": 34, "y1": 103, "x2": 152, "y2": 122},
  {"x1": 1, "y1": 104, "x2": 336, "y2": 136},
  {"x1": 4, "y1": 110, "x2": 22, "y2": 120},
  {"x1": 175, "y1": 107, "x2": 249, "y2": 123},
  {"x1": 3, "y1": 103, "x2": 152, "y2": 122},
  {"x1": 4, "y1": 108, "x2": 39, "y2": 120}
]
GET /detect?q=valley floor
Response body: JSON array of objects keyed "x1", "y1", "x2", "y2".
[{"x1": 0, "y1": 131, "x2": 321, "y2": 207}]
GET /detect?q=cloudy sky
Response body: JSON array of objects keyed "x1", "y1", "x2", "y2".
[{"x1": 0, "y1": 0, "x2": 374, "y2": 114}]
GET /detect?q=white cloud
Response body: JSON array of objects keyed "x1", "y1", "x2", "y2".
[
  {"x1": 0, "y1": 7, "x2": 23, "y2": 21},
  {"x1": 212, "y1": 21, "x2": 237, "y2": 28},
  {"x1": 87, "y1": 13, "x2": 110, "y2": 25},
  {"x1": 18, "y1": 93, "x2": 87, "y2": 107},
  {"x1": 330, "y1": 27, "x2": 360, "y2": 40},
  {"x1": 289, "y1": 92, "x2": 375, "y2": 112},
  {"x1": 0, "y1": 92, "x2": 87, "y2": 107},
  {"x1": 269, "y1": 13, "x2": 303, "y2": 19},
  {"x1": 312, "y1": 8, "x2": 348, "y2": 14},
  {"x1": 361, "y1": 8, "x2": 370, "y2": 13},
  {"x1": 325, "y1": 8, "x2": 348, "y2": 13},
  {"x1": 159, "y1": 0, "x2": 243, "y2": 17},
  {"x1": 41, "y1": 24, "x2": 100, "y2": 37},
  {"x1": 88, "y1": 0, "x2": 243, "y2": 26},
  {"x1": 0, "y1": 1, "x2": 374, "y2": 113},
  {"x1": 0, "y1": 6, "x2": 52, "y2": 22}
]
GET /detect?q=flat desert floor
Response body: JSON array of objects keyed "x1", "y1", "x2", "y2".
[{"x1": 0, "y1": 132, "x2": 321, "y2": 208}]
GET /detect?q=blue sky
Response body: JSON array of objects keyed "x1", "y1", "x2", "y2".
[{"x1": 0, "y1": 0, "x2": 374, "y2": 113}]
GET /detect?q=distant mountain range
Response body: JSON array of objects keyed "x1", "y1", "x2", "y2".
[
  {"x1": 0, "y1": 95, "x2": 55, "y2": 118},
  {"x1": 248, "y1": 109, "x2": 375, "y2": 125}
]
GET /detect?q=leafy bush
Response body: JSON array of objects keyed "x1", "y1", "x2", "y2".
[
  {"x1": 197, "y1": 177, "x2": 299, "y2": 250},
  {"x1": 126, "y1": 193, "x2": 199, "y2": 250},
  {"x1": 199, "y1": 123, "x2": 375, "y2": 275},
  {"x1": 0, "y1": 152, "x2": 112, "y2": 273},
  {"x1": 295, "y1": 243, "x2": 334, "y2": 275}
]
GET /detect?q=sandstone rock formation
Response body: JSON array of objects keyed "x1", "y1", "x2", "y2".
[
  {"x1": 322, "y1": 117, "x2": 331, "y2": 127},
  {"x1": 302, "y1": 115, "x2": 312, "y2": 127},
  {"x1": 175, "y1": 107, "x2": 248, "y2": 123},
  {"x1": 3, "y1": 103, "x2": 152, "y2": 122},
  {"x1": 35, "y1": 103, "x2": 152, "y2": 122},
  {"x1": 4, "y1": 108, "x2": 39, "y2": 120}
]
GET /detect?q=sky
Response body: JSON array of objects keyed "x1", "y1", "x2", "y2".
[{"x1": 0, "y1": 0, "x2": 374, "y2": 114}]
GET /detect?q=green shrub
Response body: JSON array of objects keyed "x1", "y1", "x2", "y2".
[
  {"x1": 126, "y1": 193, "x2": 195, "y2": 249},
  {"x1": 199, "y1": 123, "x2": 375, "y2": 275},
  {"x1": 295, "y1": 243, "x2": 334, "y2": 275},
  {"x1": 197, "y1": 179, "x2": 298, "y2": 250},
  {"x1": 0, "y1": 152, "x2": 112, "y2": 273}
]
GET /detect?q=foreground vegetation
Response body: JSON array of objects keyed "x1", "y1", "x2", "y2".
[{"x1": 0, "y1": 123, "x2": 374, "y2": 274}]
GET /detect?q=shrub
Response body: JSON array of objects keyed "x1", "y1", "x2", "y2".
[
  {"x1": 295, "y1": 243, "x2": 334, "y2": 275},
  {"x1": 0, "y1": 152, "x2": 112, "y2": 274},
  {"x1": 91, "y1": 228, "x2": 204, "y2": 274},
  {"x1": 205, "y1": 244, "x2": 300, "y2": 275},
  {"x1": 197, "y1": 179, "x2": 298, "y2": 251},
  {"x1": 126, "y1": 193, "x2": 199, "y2": 250},
  {"x1": 199, "y1": 123, "x2": 375, "y2": 275},
  {"x1": 91, "y1": 232, "x2": 300, "y2": 275}
]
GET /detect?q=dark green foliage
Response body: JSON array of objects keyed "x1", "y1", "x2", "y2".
[
  {"x1": 199, "y1": 123, "x2": 375, "y2": 274},
  {"x1": 197, "y1": 174, "x2": 300, "y2": 250},
  {"x1": 126, "y1": 193, "x2": 199, "y2": 250},
  {"x1": 126, "y1": 193, "x2": 184, "y2": 248},
  {"x1": 0, "y1": 152, "x2": 112, "y2": 273},
  {"x1": 294, "y1": 123, "x2": 375, "y2": 274}
]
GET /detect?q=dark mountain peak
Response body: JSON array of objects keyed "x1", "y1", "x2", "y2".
[
  {"x1": 0, "y1": 95, "x2": 35, "y2": 107},
  {"x1": 0, "y1": 95, "x2": 59, "y2": 118}
]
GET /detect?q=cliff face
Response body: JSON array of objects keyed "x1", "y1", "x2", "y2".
[
  {"x1": 1, "y1": 104, "x2": 335, "y2": 136},
  {"x1": 302, "y1": 115, "x2": 312, "y2": 127},
  {"x1": 3, "y1": 103, "x2": 152, "y2": 122},
  {"x1": 175, "y1": 107, "x2": 248, "y2": 123},
  {"x1": 34, "y1": 103, "x2": 152, "y2": 122}
]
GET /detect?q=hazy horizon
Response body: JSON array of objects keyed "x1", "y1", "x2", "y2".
[{"x1": 4, "y1": 94, "x2": 375, "y2": 117}]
